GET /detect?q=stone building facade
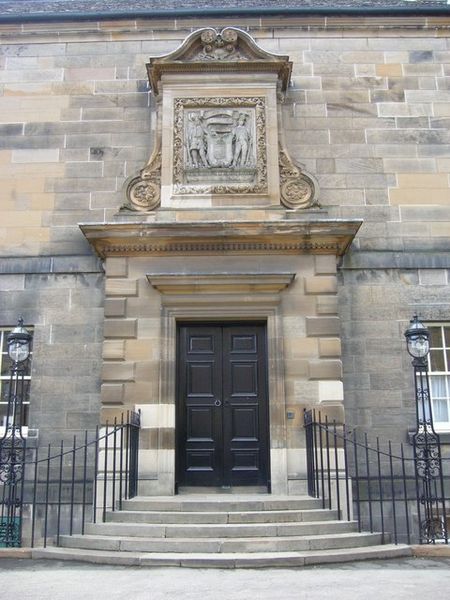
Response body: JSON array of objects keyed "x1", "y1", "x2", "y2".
[{"x1": 1, "y1": 3, "x2": 450, "y2": 494}]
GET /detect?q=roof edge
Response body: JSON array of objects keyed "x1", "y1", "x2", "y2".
[{"x1": 0, "y1": 6, "x2": 449, "y2": 25}]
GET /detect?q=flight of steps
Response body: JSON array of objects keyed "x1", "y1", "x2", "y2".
[{"x1": 32, "y1": 495, "x2": 412, "y2": 567}]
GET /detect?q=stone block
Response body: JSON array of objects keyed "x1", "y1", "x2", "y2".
[
  {"x1": 105, "y1": 258, "x2": 128, "y2": 278},
  {"x1": 65, "y1": 161, "x2": 103, "y2": 178},
  {"x1": 103, "y1": 319, "x2": 137, "y2": 339},
  {"x1": 50, "y1": 176, "x2": 116, "y2": 193},
  {"x1": 306, "y1": 317, "x2": 340, "y2": 337},
  {"x1": 417, "y1": 144, "x2": 450, "y2": 158},
  {"x1": 64, "y1": 67, "x2": 116, "y2": 81},
  {"x1": 397, "y1": 173, "x2": 448, "y2": 188},
  {"x1": 104, "y1": 298, "x2": 126, "y2": 317},
  {"x1": 124, "y1": 381, "x2": 158, "y2": 405},
  {"x1": 101, "y1": 362, "x2": 134, "y2": 382},
  {"x1": 383, "y1": 159, "x2": 436, "y2": 173},
  {"x1": 135, "y1": 362, "x2": 157, "y2": 383},
  {"x1": 396, "y1": 117, "x2": 431, "y2": 129},
  {"x1": 304, "y1": 276, "x2": 337, "y2": 295},
  {"x1": 0, "y1": 274, "x2": 25, "y2": 291},
  {"x1": 316, "y1": 297, "x2": 338, "y2": 315},
  {"x1": 125, "y1": 339, "x2": 154, "y2": 361},
  {"x1": 103, "y1": 340, "x2": 125, "y2": 360},
  {"x1": 376, "y1": 64, "x2": 402, "y2": 77},
  {"x1": 403, "y1": 64, "x2": 443, "y2": 77},
  {"x1": 105, "y1": 278, "x2": 137, "y2": 297},
  {"x1": 11, "y1": 148, "x2": 60, "y2": 163},
  {"x1": 101, "y1": 383, "x2": 124, "y2": 405},
  {"x1": 418, "y1": 269, "x2": 448, "y2": 286},
  {"x1": 284, "y1": 338, "x2": 318, "y2": 359},
  {"x1": 318, "y1": 380, "x2": 344, "y2": 403},
  {"x1": 365, "y1": 189, "x2": 390, "y2": 205},
  {"x1": 318, "y1": 338, "x2": 342, "y2": 358},
  {"x1": 309, "y1": 360, "x2": 342, "y2": 380},
  {"x1": 376, "y1": 128, "x2": 450, "y2": 144},
  {"x1": 329, "y1": 130, "x2": 366, "y2": 144},
  {"x1": 377, "y1": 103, "x2": 432, "y2": 118},
  {"x1": 390, "y1": 188, "x2": 450, "y2": 205}
]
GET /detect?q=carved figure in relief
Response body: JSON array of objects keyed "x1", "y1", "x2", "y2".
[
  {"x1": 231, "y1": 112, "x2": 252, "y2": 168},
  {"x1": 187, "y1": 113, "x2": 209, "y2": 168}
]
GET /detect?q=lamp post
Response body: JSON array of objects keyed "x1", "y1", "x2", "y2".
[
  {"x1": 404, "y1": 315, "x2": 447, "y2": 543},
  {"x1": 0, "y1": 317, "x2": 32, "y2": 547}
]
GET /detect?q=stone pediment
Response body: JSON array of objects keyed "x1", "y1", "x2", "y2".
[{"x1": 147, "y1": 27, "x2": 292, "y2": 94}]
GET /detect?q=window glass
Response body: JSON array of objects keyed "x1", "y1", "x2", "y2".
[
  {"x1": 430, "y1": 327, "x2": 443, "y2": 348},
  {"x1": 430, "y1": 350, "x2": 445, "y2": 372},
  {"x1": 433, "y1": 399, "x2": 449, "y2": 423},
  {"x1": 444, "y1": 327, "x2": 450, "y2": 348}
]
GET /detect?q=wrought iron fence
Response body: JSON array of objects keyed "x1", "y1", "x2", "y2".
[
  {"x1": 304, "y1": 409, "x2": 449, "y2": 545},
  {"x1": 0, "y1": 411, "x2": 140, "y2": 548}
]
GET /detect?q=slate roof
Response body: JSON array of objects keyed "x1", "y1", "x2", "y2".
[{"x1": 0, "y1": 0, "x2": 449, "y2": 18}]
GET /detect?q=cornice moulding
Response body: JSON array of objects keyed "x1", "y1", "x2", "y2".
[
  {"x1": 79, "y1": 218, "x2": 362, "y2": 258},
  {"x1": 146, "y1": 273, "x2": 296, "y2": 294}
]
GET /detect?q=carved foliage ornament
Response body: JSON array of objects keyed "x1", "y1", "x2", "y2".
[
  {"x1": 196, "y1": 28, "x2": 244, "y2": 62},
  {"x1": 173, "y1": 97, "x2": 267, "y2": 195}
]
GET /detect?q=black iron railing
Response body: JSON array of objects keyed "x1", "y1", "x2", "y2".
[
  {"x1": 0, "y1": 411, "x2": 140, "y2": 548},
  {"x1": 304, "y1": 409, "x2": 449, "y2": 545}
]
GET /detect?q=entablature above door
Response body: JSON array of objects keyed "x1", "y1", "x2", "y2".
[{"x1": 79, "y1": 218, "x2": 362, "y2": 259}]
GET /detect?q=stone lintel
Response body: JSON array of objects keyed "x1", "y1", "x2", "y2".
[
  {"x1": 146, "y1": 273, "x2": 295, "y2": 295},
  {"x1": 79, "y1": 219, "x2": 362, "y2": 258}
]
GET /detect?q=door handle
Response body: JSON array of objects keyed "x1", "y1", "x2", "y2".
[{"x1": 214, "y1": 399, "x2": 222, "y2": 407}]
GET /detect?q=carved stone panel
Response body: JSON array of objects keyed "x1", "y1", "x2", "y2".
[
  {"x1": 123, "y1": 27, "x2": 320, "y2": 211},
  {"x1": 173, "y1": 97, "x2": 267, "y2": 196}
]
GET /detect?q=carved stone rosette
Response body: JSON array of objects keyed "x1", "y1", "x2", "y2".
[
  {"x1": 173, "y1": 97, "x2": 267, "y2": 196},
  {"x1": 279, "y1": 147, "x2": 319, "y2": 210},
  {"x1": 122, "y1": 149, "x2": 162, "y2": 212}
]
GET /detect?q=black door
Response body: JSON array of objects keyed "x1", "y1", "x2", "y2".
[{"x1": 176, "y1": 323, "x2": 269, "y2": 488}]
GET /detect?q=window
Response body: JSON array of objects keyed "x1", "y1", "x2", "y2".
[
  {"x1": 428, "y1": 324, "x2": 450, "y2": 430},
  {"x1": 0, "y1": 327, "x2": 32, "y2": 428}
]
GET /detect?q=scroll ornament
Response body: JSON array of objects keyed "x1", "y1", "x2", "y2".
[
  {"x1": 279, "y1": 147, "x2": 319, "y2": 210},
  {"x1": 122, "y1": 151, "x2": 161, "y2": 212}
]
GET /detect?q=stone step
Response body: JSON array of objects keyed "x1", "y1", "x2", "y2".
[
  {"x1": 32, "y1": 544, "x2": 413, "y2": 568},
  {"x1": 119, "y1": 495, "x2": 322, "y2": 513},
  {"x1": 106, "y1": 507, "x2": 340, "y2": 524},
  {"x1": 59, "y1": 531, "x2": 383, "y2": 553},
  {"x1": 86, "y1": 519, "x2": 356, "y2": 539},
  {"x1": 177, "y1": 486, "x2": 269, "y2": 495}
]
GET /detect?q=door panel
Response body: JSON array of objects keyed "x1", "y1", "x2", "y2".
[
  {"x1": 177, "y1": 323, "x2": 269, "y2": 488},
  {"x1": 178, "y1": 326, "x2": 222, "y2": 486},
  {"x1": 223, "y1": 326, "x2": 268, "y2": 486}
]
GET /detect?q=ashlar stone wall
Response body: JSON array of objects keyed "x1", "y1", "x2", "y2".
[{"x1": 1, "y1": 15, "x2": 450, "y2": 452}]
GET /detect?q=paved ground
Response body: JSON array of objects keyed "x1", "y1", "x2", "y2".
[{"x1": 1, "y1": 557, "x2": 450, "y2": 600}]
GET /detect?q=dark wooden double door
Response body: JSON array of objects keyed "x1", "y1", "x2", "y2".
[{"x1": 177, "y1": 323, "x2": 269, "y2": 488}]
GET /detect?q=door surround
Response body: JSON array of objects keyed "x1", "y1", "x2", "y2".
[{"x1": 147, "y1": 272, "x2": 294, "y2": 495}]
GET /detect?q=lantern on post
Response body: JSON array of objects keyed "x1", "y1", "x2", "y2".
[{"x1": 404, "y1": 315, "x2": 447, "y2": 544}]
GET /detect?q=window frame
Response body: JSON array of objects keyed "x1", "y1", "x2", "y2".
[{"x1": 426, "y1": 323, "x2": 450, "y2": 432}]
